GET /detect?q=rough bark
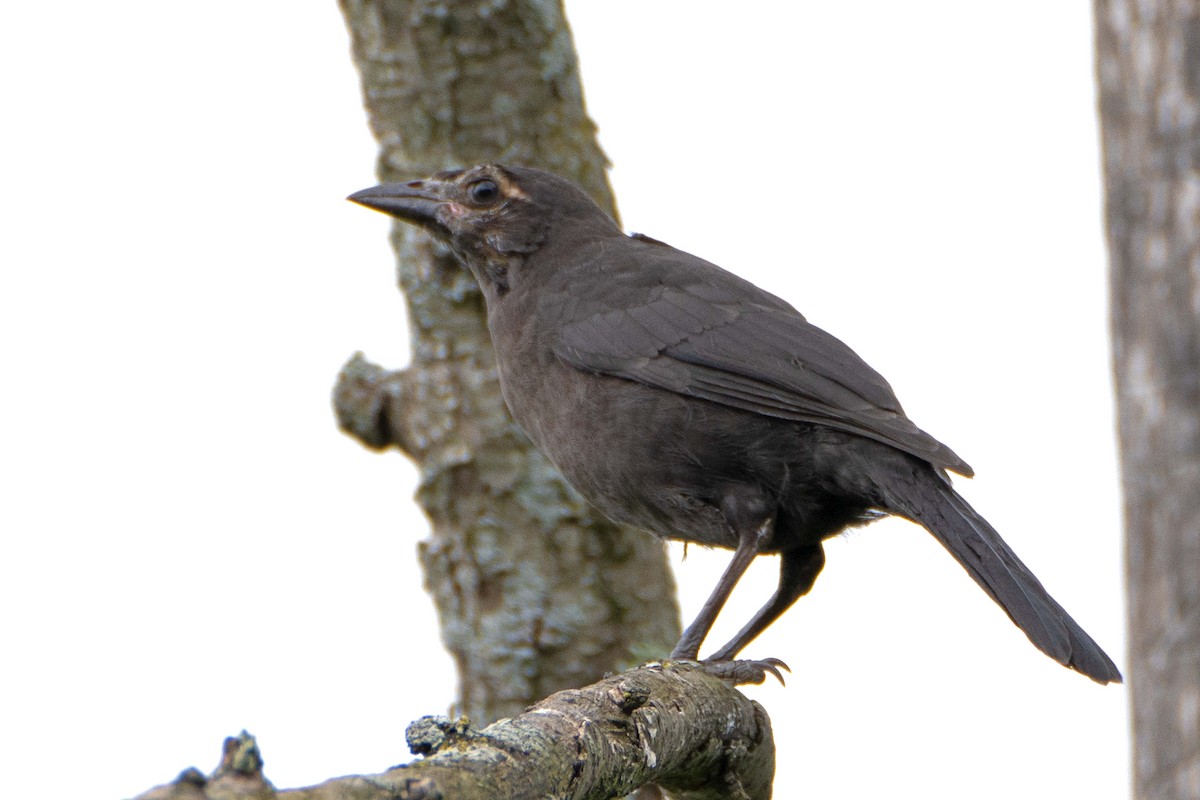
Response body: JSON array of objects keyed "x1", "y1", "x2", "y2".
[
  {"x1": 132, "y1": 663, "x2": 775, "y2": 800},
  {"x1": 1095, "y1": 3, "x2": 1200, "y2": 798},
  {"x1": 332, "y1": 0, "x2": 680, "y2": 725}
]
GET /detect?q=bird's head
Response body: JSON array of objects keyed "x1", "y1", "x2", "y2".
[{"x1": 349, "y1": 164, "x2": 619, "y2": 296}]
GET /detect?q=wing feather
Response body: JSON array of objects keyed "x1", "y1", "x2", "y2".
[{"x1": 549, "y1": 242, "x2": 973, "y2": 476}]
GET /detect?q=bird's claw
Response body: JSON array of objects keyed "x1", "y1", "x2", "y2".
[{"x1": 695, "y1": 657, "x2": 790, "y2": 686}]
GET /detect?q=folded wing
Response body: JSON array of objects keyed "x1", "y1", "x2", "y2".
[{"x1": 551, "y1": 247, "x2": 972, "y2": 476}]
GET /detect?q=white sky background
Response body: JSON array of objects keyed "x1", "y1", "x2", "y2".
[{"x1": 1, "y1": 2, "x2": 1129, "y2": 798}]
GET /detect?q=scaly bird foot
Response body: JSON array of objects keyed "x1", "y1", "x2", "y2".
[{"x1": 686, "y1": 657, "x2": 790, "y2": 686}]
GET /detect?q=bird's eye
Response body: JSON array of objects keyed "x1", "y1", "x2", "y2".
[{"x1": 468, "y1": 179, "x2": 500, "y2": 204}]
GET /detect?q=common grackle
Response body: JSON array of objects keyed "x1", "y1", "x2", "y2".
[{"x1": 349, "y1": 164, "x2": 1121, "y2": 684}]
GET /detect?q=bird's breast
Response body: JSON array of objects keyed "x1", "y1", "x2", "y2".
[{"x1": 490, "y1": 331, "x2": 791, "y2": 548}]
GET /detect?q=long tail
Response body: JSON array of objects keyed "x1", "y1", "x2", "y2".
[{"x1": 873, "y1": 467, "x2": 1122, "y2": 684}]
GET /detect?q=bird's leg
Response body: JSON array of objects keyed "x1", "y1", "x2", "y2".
[
  {"x1": 670, "y1": 517, "x2": 774, "y2": 660},
  {"x1": 704, "y1": 544, "x2": 825, "y2": 663}
]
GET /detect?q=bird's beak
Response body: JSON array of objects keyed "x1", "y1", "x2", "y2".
[{"x1": 347, "y1": 180, "x2": 445, "y2": 226}]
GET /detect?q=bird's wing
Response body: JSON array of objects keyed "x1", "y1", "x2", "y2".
[{"x1": 550, "y1": 246, "x2": 973, "y2": 476}]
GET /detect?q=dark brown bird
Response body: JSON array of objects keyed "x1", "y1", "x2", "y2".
[{"x1": 349, "y1": 164, "x2": 1121, "y2": 684}]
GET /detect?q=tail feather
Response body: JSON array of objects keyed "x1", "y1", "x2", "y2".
[{"x1": 878, "y1": 470, "x2": 1122, "y2": 684}]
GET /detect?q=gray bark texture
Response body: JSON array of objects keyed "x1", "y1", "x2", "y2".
[
  {"x1": 1095, "y1": 3, "x2": 1200, "y2": 798},
  {"x1": 331, "y1": 0, "x2": 681, "y2": 725},
  {"x1": 132, "y1": 664, "x2": 775, "y2": 800}
]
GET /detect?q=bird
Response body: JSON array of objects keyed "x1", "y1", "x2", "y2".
[{"x1": 348, "y1": 164, "x2": 1122, "y2": 684}]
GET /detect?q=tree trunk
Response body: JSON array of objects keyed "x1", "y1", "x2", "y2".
[
  {"x1": 1095, "y1": 3, "x2": 1200, "y2": 797},
  {"x1": 332, "y1": 0, "x2": 680, "y2": 726}
]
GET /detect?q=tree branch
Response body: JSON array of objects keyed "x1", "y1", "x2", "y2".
[{"x1": 133, "y1": 663, "x2": 775, "y2": 800}]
